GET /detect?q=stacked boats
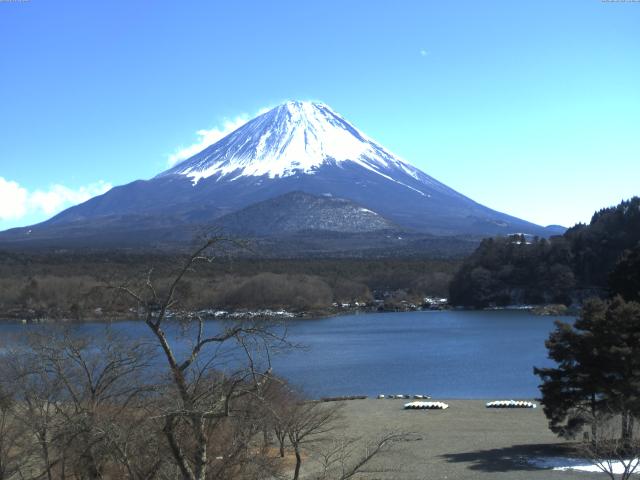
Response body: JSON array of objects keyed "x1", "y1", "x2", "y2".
[
  {"x1": 377, "y1": 394, "x2": 431, "y2": 399},
  {"x1": 486, "y1": 400, "x2": 537, "y2": 409},
  {"x1": 403, "y1": 401, "x2": 449, "y2": 410}
]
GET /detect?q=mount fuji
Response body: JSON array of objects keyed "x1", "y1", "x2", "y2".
[{"x1": 0, "y1": 101, "x2": 563, "y2": 252}]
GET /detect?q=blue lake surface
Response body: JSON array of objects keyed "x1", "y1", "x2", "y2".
[
  {"x1": 0, "y1": 310, "x2": 564, "y2": 399},
  {"x1": 273, "y1": 310, "x2": 561, "y2": 399}
]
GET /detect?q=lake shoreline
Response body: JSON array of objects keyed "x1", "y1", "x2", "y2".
[
  {"x1": 0, "y1": 302, "x2": 574, "y2": 325},
  {"x1": 0, "y1": 303, "x2": 451, "y2": 325}
]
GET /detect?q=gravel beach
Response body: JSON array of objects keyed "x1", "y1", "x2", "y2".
[{"x1": 315, "y1": 399, "x2": 602, "y2": 479}]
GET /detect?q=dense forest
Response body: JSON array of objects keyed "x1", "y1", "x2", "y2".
[
  {"x1": 449, "y1": 197, "x2": 640, "y2": 307},
  {"x1": 0, "y1": 252, "x2": 459, "y2": 320}
]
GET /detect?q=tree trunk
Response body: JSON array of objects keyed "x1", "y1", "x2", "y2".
[
  {"x1": 193, "y1": 416, "x2": 208, "y2": 480},
  {"x1": 80, "y1": 447, "x2": 101, "y2": 480},
  {"x1": 621, "y1": 412, "x2": 627, "y2": 446},
  {"x1": 621, "y1": 410, "x2": 634, "y2": 451},
  {"x1": 41, "y1": 436, "x2": 54, "y2": 480},
  {"x1": 591, "y1": 393, "x2": 598, "y2": 445},
  {"x1": 293, "y1": 445, "x2": 302, "y2": 480},
  {"x1": 275, "y1": 428, "x2": 286, "y2": 457},
  {"x1": 163, "y1": 417, "x2": 196, "y2": 480}
]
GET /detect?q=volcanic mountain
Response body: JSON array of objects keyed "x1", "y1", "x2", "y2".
[{"x1": 0, "y1": 101, "x2": 563, "y2": 251}]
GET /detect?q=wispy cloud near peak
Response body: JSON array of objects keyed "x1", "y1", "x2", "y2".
[{"x1": 166, "y1": 107, "x2": 272, "y2": 168}]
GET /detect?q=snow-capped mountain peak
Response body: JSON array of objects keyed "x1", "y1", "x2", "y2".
[
  {"x1": 0, "y1": 101, "x2": 559, "y2": 247},
  {"x1": 160, "y1": 101, "x2": 425, "y2": 186}
]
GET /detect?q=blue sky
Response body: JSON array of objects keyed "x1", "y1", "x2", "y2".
[{"x1": 1, "y1": 0, "x2": 638, "y2": 230}]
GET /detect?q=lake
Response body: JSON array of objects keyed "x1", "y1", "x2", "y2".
[
  {"x1": 274, "y1": 309, "x2": 561, "y2": 399},
  {"x1": 0, "y1": 310, "x2": 563, "y2": 399}
]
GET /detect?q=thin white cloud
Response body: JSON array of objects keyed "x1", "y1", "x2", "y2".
[
  {"x1": 29, "y1": 181, "x2": 112, "y2": 215},
  {"x1": 420, "y1": 49, "x2": 429, "y2": 56},
  {"x1": 166, "y1": 106, "x2": 273, "y2": 168},
  {"x1": 0, "y1": 177, "x2": 28, "y2": 220},
  {"x1": 0, "y1": 177, "x2": 112, "y2": 222}
]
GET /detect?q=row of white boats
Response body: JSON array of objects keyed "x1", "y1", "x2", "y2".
[
  {"x1": 397, "y1": 399, "x2": 537, "y2": 410},
  {"x1": 485, "y1": 400, "x2": 537, "y2": 408},
  {"x1": 378, "y1": 395, "x2": 536, "y2": 409},
  {"x1": 377, "y1": 394, "x2": 431, "y2": 399},
  {"x1": 404, "y1": 401, "x2": 449, "y2": 410}
]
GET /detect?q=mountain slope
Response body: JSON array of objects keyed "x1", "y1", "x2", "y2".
[
  {"x1": 214, "y1": 191, "x2": 397, "y2": 236},
  {"x1": 0, "y1": 101, "x2": 563, "y2": 251}
]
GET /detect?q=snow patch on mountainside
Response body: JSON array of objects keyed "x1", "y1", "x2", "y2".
[{"x1": 160, "y1": 101, "x2": 434, "y2": 196}]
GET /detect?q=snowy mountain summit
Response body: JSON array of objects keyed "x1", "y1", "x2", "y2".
[
  {"x1": 161, "y1": 101, "x2": 431, "y2": 195},
  {"x1": 0, "y1": 100, "x2": 565, "y2": 250}
]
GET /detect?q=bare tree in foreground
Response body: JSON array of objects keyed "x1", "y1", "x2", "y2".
[
  {"x1": 0, "y1": 387, "x2": 25, "y2": 480},
  {"x1": 2, "y1": 329, "x2": 162, "y2": 480},
  {"x1": 264, "y1": 386, "x2": 416, "y2": 480},
  {"x1": 579, "y1": 409, "x2": 640, "y2": 480},
  {"x1": 114, "y1": 237, "x2": 289, "y2": 480},
  {"x1": 286, "y1": 400, "x2": 343, "y2": 480},
  {"x1": 312, "y1": 431, "x2": 418, "y2": 480}
]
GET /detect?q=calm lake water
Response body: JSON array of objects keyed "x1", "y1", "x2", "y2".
[{"x1": 0, "y1": 310, "x2": 564, "y2": 399}]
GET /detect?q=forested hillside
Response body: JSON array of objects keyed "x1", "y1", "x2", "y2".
[
  {"x1": 0, "y1": 252, "x2": 459, "y2": 320},
  {"x1": 449, "y1": 197, "x2": 640, "y2": 307}
]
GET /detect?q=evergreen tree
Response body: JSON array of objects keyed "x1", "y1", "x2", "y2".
[
  {"x1": 610, "y1": 244, "x2": 640, "y2": 302},
  {"x1": 535, "y1": 297, "x2": 640, "y2": 445},
  {"x1": 450, "y1": 197, "x2": 640, "y2": 307}
]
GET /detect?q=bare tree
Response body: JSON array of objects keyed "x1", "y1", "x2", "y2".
[
  {"x1": 579, "y1": 410, "x2": 640, "y2": 480},
  {"x1": 36, "y1": 331, "x2": 155, "y2": 479},
  {"x1": 259, "y1": 377, "x2": 298, "y2": 458},
  {"x1": 0, "y1": 387, "x2": 26, "y2": 480},
  {"x1": 312, "y1": 432, "x2": 417, "y2": 480},
  {"x1": 286, "y1": 400, "x2": 343, "y2": 480},
  {"x1": 1, "y1": 328, "x2": 161, "y2": 480},
  {"x1": 113, "y1": 236, "x2": 288, "y2": 480},
  {"x1": 2, "y1": 338, "x2": 68, "y2": 480}
]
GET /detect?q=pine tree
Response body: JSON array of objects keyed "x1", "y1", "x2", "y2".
[
  {"x1": 535, "y1": 297, "x2": 640, "y2": 445},
  {"x1": 610, "y1": 245, "x2": 640, "y2": 302}
]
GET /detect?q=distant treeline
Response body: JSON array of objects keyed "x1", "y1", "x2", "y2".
[
  {"x1": 0, "y1": 252, "x2": 459, "y2": 320},
  {"x1": 449, "y1": 197, "x2": 640, "y2": 307}
]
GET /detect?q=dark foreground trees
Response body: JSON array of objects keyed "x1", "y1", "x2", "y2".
[
  {"x1": 450, "y1": 197, "x2": 640, "y2": 308},
  {"x1": 609, "y1": 244, "x2": 640, "y2": 303},
  {"x1": 535, "y1": 297, "x2": 640, "y2": 478}
]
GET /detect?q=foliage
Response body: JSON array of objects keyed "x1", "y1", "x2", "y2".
[
  {"x1": 450, "y1": 197, "x2": 640, "y2": 307},
  {"x1": 449, "y1": 235, "x2": 575, "y2": 307},
  {"x1": 534, "y1": 297, "x2": 640, "y2": 446},
  {"x1": 609, "y1": 244, "x2": 640, "y2": 302}
]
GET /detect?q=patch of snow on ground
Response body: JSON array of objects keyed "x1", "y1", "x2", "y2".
[{"x1": 529, "y1": 456, "x2": 640, "y2": 474}]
